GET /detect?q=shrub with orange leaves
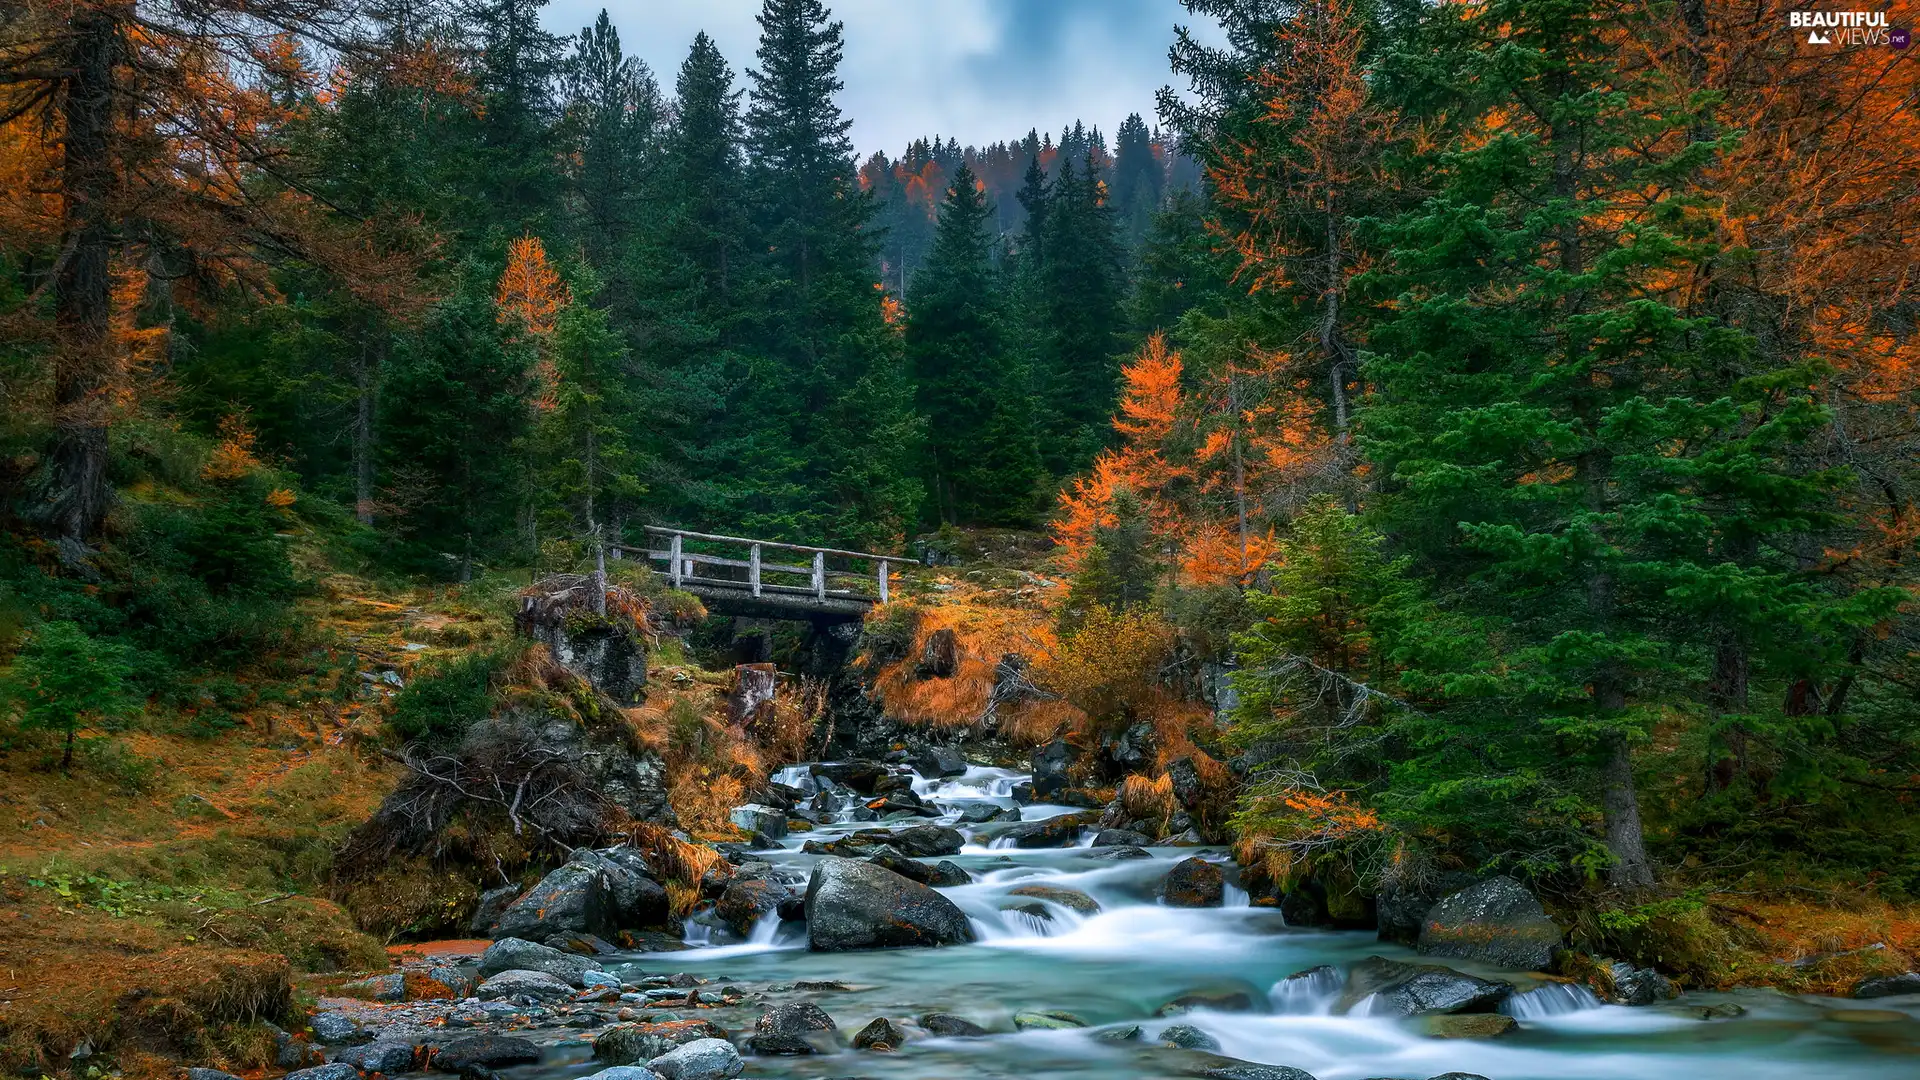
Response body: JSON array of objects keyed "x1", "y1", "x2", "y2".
[
  {"x1": 496, "y1": 236, "x2": 569, "y2": 335},
  {"x1": 1232, "y1": 783, "x2": 1386, "y2": 889},
  {"x1": 203, "y1": 415, "x2": 263, "y2": 480},
  {"x1": 1034, "y1": 604, "x2": 1174, "y2": 741}
]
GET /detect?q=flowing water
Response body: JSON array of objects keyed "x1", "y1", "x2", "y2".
[{"x1": 578, "y1": 764, "x2": 1920, "y2": 1080}]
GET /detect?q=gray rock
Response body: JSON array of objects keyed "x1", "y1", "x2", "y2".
[
  {"x1": 1031, "y1": 738, "x2": 1072, "y2": 797},
  {"x1": 1190, "y1": 1063, "x2": 1319, "y2": 1080},
  {"x1": 478, "y1": 937, "x2": 599, "y2": 986},
  {"x1": 728, "y1": 804, "x2": 788, "y2": 839},
  {"x1": 1374, "y1": 872, "x2": 1478, "y2": 945},
  {"x1": 308, "y1": 1011, "x2": 369, "y2": 1045},
  {"x1": 804, "y1": 856, "x2": 978, "y2": 950},
  {"x1": 909, "y1": 744, "x2": 968, "y2": 778},
  {"x1": 593, "y1": 1021, "x2": 730, "y2": 1065},
  {"x1": 1086, "y1": 845, "x2": 1152, "y2": 861},
  {"x1": 1160, "y1": 1024, "x2": 1221, "y2": 1051},
  {"x1": 469, "y1": 884, "x2": 522, "y2": 936},
  {"x1": 1416, "y1": 875, "x2": 1561, "y2": 971},
  {"x1": 715, "y1": 877, "x2": 790, "y2": 936},
  {"x1": 331, "y1": 1038, "x2": 417, "y2": 1074},
  {"x1": 646, "y1": 1037, "x2": 743, "y2": 1080},
  {"x1": 1336, "y1": 956, "x2": 1511, "y2": 1016},
  {"x1": 342, "y1": 971, "x2": 406, "y2": 1002},
  {"x1": 1093, "y1": 1024, "x2": 1142, "y2": 1043},
  {"x1": 918, "y1": 1012, "x2": 987, "y2": 1037},
  {"x1": 1162, "y1": 856, "x2": 1225, "y2": 908},
  {"x1": 477, "y1": 968, "x2": 576, "y2": 1002},
  {"x1": 434, "y1": 1035, "x2": 540, "y2": 1070},
  {"x1": 1010, "y1": 781, "x2": 1036, "y2": 804},
  {"x1": 583, "y1": 1069, "x2": 661, "y2": 1080},
  {"x1": 748, "y1": 1001, "x2": 838, "y2": 1055},
  {"x1": 868, "y1": 853, "x2": 970, "y2": 887},
  {"x1": 1012, "y1": 1010, "x2": 1086, "y2": 1030},
  {"x1": 490, "y1": 861, "x2": 609, "y2": 940},
  {"x1": 578, "y1": 846, "x2": 670, "y2": 928},
  {"x1": 1852, "y1": 972, "x2": 1920, "y2": 999},
  {"x1": 188, "y1": 1070, "x2": 243, "y2": 1080},
  {"x1": 958, "y1": 802, "x2": 1019, "y2": 824},
  {"x1": 1164, "y1": 827, "x2": 1208, "y2": 846},
  {"x1": 851, "y1": 1017, "x2": 907, "y2": 1050},
  {"x1": 421, "y1": 965, "x2": 477, "y2": 999},
  {"x1": 1091, "y1": 828, "x2": 1153, "y2": 847},
  {"x1": 993, "y1": 817, "x2": 1086, "y2": 848},
  {"x1": 1608, "y1": 961, "x2": 1678, "y2": 1005},
  {"x1": 1006, "y1": 884, "x2": 1101, "y2": 915},
  {"x1": 285, "y1": 1065, "x2": 361, "y2": 1080}
]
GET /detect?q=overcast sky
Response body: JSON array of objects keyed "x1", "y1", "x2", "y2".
[{"x1": 543, "y1": 0, "x2": 1221, "y2": 158}]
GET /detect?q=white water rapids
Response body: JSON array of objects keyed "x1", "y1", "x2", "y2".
[{"x1": 567, "y1": 762, "x2": 1920, "y2": 1080}]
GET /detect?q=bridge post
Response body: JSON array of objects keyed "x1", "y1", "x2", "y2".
[
  {"x1": 669, "y1": 533, "x2": 683, "y2": 588},
  {"x1": 750, "y1": 544, "x2": 762, "y2": 597},
  {"x1": 878, "y1": 559, "x2": 889, "y2": 604},
  {"x1": 812, "y1": 550, "x2": 826, "y2": 601}
]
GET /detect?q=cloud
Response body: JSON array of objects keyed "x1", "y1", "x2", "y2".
[{"x1": 544, "y1": 0, "x2": 1216, "y2": 157}]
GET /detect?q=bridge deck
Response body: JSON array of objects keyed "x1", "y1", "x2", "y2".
[{"x1": 611, "y1": 526, "x2": 895, "y2": 623}]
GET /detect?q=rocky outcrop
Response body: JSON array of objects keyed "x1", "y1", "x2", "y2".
[
  {"x1": 748, "y1": 1002, "x2": 837, "y2": 1054},
  {"x1": 916, "y1": 628, "x2": 958, "y2": 678},
  {"x1": 715, "y1": 877, "x2": 791, "y2": 936},
  {"x1": 477, "y1": 969, "x2": 576, "y2": 1001},
  {"x1": 728, "y1": 804, "x2": 787, "y2": 838},
  {"x1": 991, "y1": 815, "x2": 1090, "y2": 848},
  {"x1": 1416, "y1": 876, "x2": 1561, "y2": 971},
  {"x1": 1606, "y1": 961, "x2": 1678, "y2": 1005},
  {"x1": 918, "y1": 1012, "x2": 987, "y2": 1037},
  {"x1": 868, "y1": 853, "x2": 970, "y2": 887},
  {"x1": 1031, "y1": 738, "x2": 1073, "y2": 797},
  {"x1": 1335, "y1": 956, "x2": 1511, "y2": 1016},
  {"x1": 1162, "y1": 857, "x2": 1225, "y2": 908},
  {"x1": 908, "y1": 744, "x2": 967, "y2": 778},
  {"x1": 516, "y1": 574, "x2": 648, "y2": 705},
  {"x1": 489, "y1": 847, "x2": 668, "y2": 940},
  {"x1": 434, "y1": 1035, "x2": 540, "y2": 1071},
  {"x1": 1852, "y1": 971, "x2": 1920, "y2": 999},
  {"x1": 804, "y1": 857, "x2": 977, "y2": 950},
  {"x1": 851, "y1": 1017, "x2": 907, "y2": 1050}
]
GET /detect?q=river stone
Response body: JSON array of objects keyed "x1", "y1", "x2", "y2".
[
  {"x1": 434, "y1": 1034, "x2": 540, "y2": 1070},
  {"x1": 285, "y1": 1065, "x2": 361, "y2": 1080},
  {"x1": 594, "y1": 1021, "x2": 731, "y2": 1064},
  {"x1": 341, "y1": 972, "x2": 406, "y2": 1002},
  {"x1": 869, "y1": 853, "x2": 970, "y2": 886},
  {"x1": 851, "y1": 1017, "x2": 907, "y2": 1050},
  {"x1": 1607, "y1": 961, "x2": 1677, "y2": 1005},
  {"x1": 1160, "y1": 1023, "x2": 1222, "y2": 1050},
  {"x1": 909, "y1": 744, "x2": 968, "y2": 777},
  {"x1": 1092, "y1": 828, "x2": 1154, "y2": 847},
  {"x1": 1186, "y1": 1060, "x2": 1319, "y2": 1080},
  {"x1": 330, "y1": 1039, "x2": 418, "y2": 1074},
  {"x1": 478, "y1": 968, "x2": 577, "y2": 1001},
  {"x1": 581, "y1": 846, "x2": 671, "y2": 928},
  {"x1": 804, "y1": 856, "x2": 977, "y2": 950},
  {"x1": 1013, "y1": 1009, "x2": 1087, "y2": 1030},
  {"x1": 1337, "y1": 956, "x2": 1511, "y2": 1016},
  {"x1": 1415, "y1": 875, "x2": 1561, "y2": 971},
  {"x1": 1007, "y1": 884, "x2": 1101, "y2": 915},
  {"x1": 647, "y1": 1037, "x2": 744, "y2": 1080},
  {"x1": 918, "y1": 1012, "x2": 988, "y2": 1037},
  {"x1": 1087, "y1": 844, "x2": 1152, "y2": 861},
  {"x1": 1852, "y1": 971, "x2": 1920, "y2": 999},
  {"x1": 715, "y1": 877, "x2": 789, "y2": 936},
  {"x1": 1011, "y1": 781, "x2": 1037, "y2": 803},
  {"x1": 423, "y1": 965, "x2": 477, "y2": 999},
  {"x1": 1156, "y1": 990, "x2": 1255, "y2": 1015},
  {"x1": 1162, "y1": 857, "x2": 1225, "y2": 908},
  {"x1": 187, "y1": 1070, "x2": 242, "y2": 1080},
  {"x1": 881, "y1": 823, "x2": 965, "y2": 857},
  {"x1": 748, "y1": 1001, "x2": 838, "y2": 1054},
  {"x1": 479, "y1": 937, "x2": 600, "y2": 986},
  {"x1": 959, "y1": 802, "x2": 1020, "y2": 823},
  {"x1": 995, "y1": 816, "x2": 1089, "y2": 848},
  {"x1": 490, "y1": 860, "x2": 610, "y2": 940},
  {"x1": 308, "y1": 1011, "x2": 369, "y2": 1045},
  {"x1": 1420, "y1": 1014, "x2": 1517, "y2": 1039},
  {"x1": 585, "y1": 1070, "x2": 660, "y2": 1080},
  {"x1": 1032, "y1": 738, "x2": 1073, "y2": 797},
  {"x1": 810, "y1": 761, "x2": 892, "y2": 794}
]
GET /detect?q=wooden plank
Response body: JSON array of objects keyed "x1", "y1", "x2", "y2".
[
  {"x1": 669, "y1": 534, "x2": 683, "y2": 588},
  {"x1": 640, "y1": 525, "x2": 894, "y2": 563},
  {"x1": 750, "y1": 544, "x2": 762, "y2": 597},
  {"x1": 878, "y1": 558, "x2": 889, "y2": 604},
  {"x1": 680, "y1": 577, "x2": 870, "y2": 601},
  {"x1": 813, "y1": 550, "x2": 826, "y2": 601}
]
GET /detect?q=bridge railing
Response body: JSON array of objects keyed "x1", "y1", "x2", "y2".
[{"x1": 611, "y1": 526, "x2": 896, "y2": 605}]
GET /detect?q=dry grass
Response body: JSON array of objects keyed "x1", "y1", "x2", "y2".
[
  {"x1": 624, "y1": 822, "x2": 724, "y2": 918},
  {"x1": 1119, "y1": 773, "x2": 1176, "y2": 827}
]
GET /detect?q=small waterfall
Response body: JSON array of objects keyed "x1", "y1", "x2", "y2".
[
  {"x1": 1502, "y1": 982, "x2": 1603, "y2": 1018},
  {"x1": 771, "y1": 765, "x2": 815, "y2": 791},
  {"x1": 1270, "y1": 965, "x2": 1344, "y2": 1015},
  {"x1": 681, "y1": 916, "x2": 714, "y2": 947},
  {"x1": 1223, "y1": 881, "x2": 1250, "y2": 908},
  {"x1": 746, "y1": 913, "x2": 784, "y2": 945}
]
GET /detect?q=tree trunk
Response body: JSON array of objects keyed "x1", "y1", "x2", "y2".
[
  {"x1": 1705, "y1": 626, "x2": 1751, "y2": 791},
  {"x1": 1601, "y1": 728, "x2": 1654, "y2": 888},
  {"x1": 1320, "y1": 209, "x2": 1350, "y2": 442},
  {"x1": 353, "y1": 338, "x2": 380, "y2": 525},
  {"x1": 48, "y1": 7, "x2": 122, "y2": 544}
]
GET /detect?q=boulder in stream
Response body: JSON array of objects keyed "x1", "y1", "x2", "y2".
[
  {"x1": 868, "y1": 853, "x2": 970, "y2": 886},
  {"x1": 748, "y1": 1001, "x2": 838, "y2": 1055},
  {"x1": 647, "y1": 1038, "x2": 743, "y2": 1080},
  {"x1": 478, "y1": 937, "x2": 602, "y2": 986},
  {"x1": 994, "y1": 814, "x2": 1094, "y2": 848},
  {"x1": 1086, "y1": 844, "x2": 1152, "y2": 861},
  {"x1": 804, "y1": 857, "x2": 977, "y2": 950},
  {"x1": 1012, "y1": 1009, "x2": 1086, "y2": 1030},
  {"x1": 851, "y1": 1017, "x2": 908, "y2": 1050},
  {"x1": 1335, "y1": 956, "x2": 1512, "y2": 1016},
  {"x1": 714, "y1": 877, "x2": 791, "y2": 936},
  {"x1": 434, "y1": 1035, "x2": 540, "y2": 1071},
  {"x1": 1160, "y1": 1024, "x2": 1221, "y2": 1051},
  {"x1": 727, "y1": 804, "x2": 787, "y2": 839},
  {"x1": 1162, "y1": 857, "x2": 1226, "y2": 908},
  {"x1": 959, "y1": 802, "x2": 1019, "y2": 823},
  {"x1": 1415, "y1": 875, "x2": 1561, "y2": 971},
  {"x1": 594, "y1": 1021, "x2": 731, "y2": 1065},
  {"x1": 1007, "y1": 884, "x2": 1101, "y2": 915},
  {"x1": 918, "y1": 1012, "x2": 988, "y2": 1037},
  {"x1": 1606, "y1": 961, "x2": 1678, "y2": 1005},
  {"x1": 1184, "y1": 1059, "x2": 1320, "y2": 1080},
  {"x1": 477, "y1": 968, "x2": 576, "y2": 1001},
  {"x1": 1420, "y1": 1014, "x2": 1518, "y2": 1039},
  {"x1": 908, "y1": 744, "x2": 968, "y2": 777},
  {"x1": 1092, "y1": 828, "x2": 1153, "y2": 847},
  {"x1": 809, "y1": 761, "x2": 892, "y2": 795},
  {"x1": 1031, "y1": 738, "x2": 1073, "y2": 797},
  {"x1": 1852, "y1": 971, "x2": 1920, "y2": 999}
]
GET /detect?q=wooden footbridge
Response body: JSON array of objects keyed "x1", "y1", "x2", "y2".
[{"x1": 610, "y1": 526, "x2": 896, "y2": 622}]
